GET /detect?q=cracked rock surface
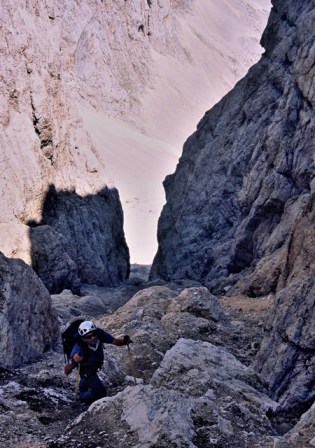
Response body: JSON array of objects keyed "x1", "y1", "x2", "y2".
[{"x1": 0, "y1": 283, "x2": 313, "y2": 448}]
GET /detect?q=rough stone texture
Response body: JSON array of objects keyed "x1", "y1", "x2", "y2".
[
  {"x1": 51, "y1": 277, "x2": 155, "y2": 324},
  {"x1": 30, "y1": 225, "x2": 81, "y2": 294},
  {"x1": 151, "y1": 0, "x2": 315, "y2": 295},
  {"x1": 253, "y1": 276, "x2": 315, "y2": 415},
  {"x1": 280, "y1": 401, "x2": 315, "y2": 448},
  {"x1": 96, "y1": 286, "x2": 228, "y2": 382},
  {"x1": 150, "y1": 0, "x2": 315, "y2": 414},
  {"x1": 29, "y1": 186, "x2": 129, "y2": 293},
  {"x1": 0, "y1": 252, "x2": 59, "y2": 368},
  {"x1": 0, "y1": 351, "x2": 81, "y2": 448},
  {"x1": 0, "y1": 283, "x2": 309, "y2": 448},
  {"x1": 61, "y1": 339, "x2": 277, "y2": 448}
]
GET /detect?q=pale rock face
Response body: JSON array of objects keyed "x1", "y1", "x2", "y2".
[{"x1": 0, "y1": 0, "x2": 270, "y2": 265}]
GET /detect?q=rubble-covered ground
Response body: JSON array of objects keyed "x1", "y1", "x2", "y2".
[{"x1": 0, "y1": 279, "x2": 314, "y2": 448}]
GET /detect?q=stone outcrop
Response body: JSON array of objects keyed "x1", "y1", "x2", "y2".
[
  {"x1": 253, "y1": 277, "x2": 315, "y2": 415},
  {"x1": 30, "y1": 225, "x2": 81, "y2": 294},
  {"x1": 46, "y1": 286, "x2": 278, "y2": 448},
  {"x1": 61, "y1": 339, "x2": 277, "y2": 448},
  {"x1": 150, "y1": 0, "x2": 315, "y2": 415},
  {"x1": 0, "y1": 252, "x2": 59, "y2": 368},
  {"x1": 29, "y1": 185, "x2": 129, "y2": 293},
  {"x1": 96, "y1": 286, "x2": 228, "y2": 382},
  {"x1": 253, "y1": 174, "x2": 315, "y2": 408},
  {"x1": 0, "y1": 282, "x2": 312, "y2": 448},
  {"x1": 280, "y1": 401, "x2": 315, "y2": 448}
]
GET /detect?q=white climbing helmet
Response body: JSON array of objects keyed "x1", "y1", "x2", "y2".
[{"x1": 78, "y1": 321, "x2": 96, "y2": 337}]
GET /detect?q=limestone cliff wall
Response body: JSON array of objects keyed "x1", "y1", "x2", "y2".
[
  {"x1": 151, "y1": 0, "x2": 315, "y2": 412},
  {"x1": 0, "y1": 0, "x2": 269, "y2": 267},
  {"x1": 0, "y1": 0, "x2": 187, "y2": 285},
  {"x1": 0, "y1": 0, "x2": 201, "y2": 235}
]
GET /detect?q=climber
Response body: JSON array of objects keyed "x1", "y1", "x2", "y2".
[{"x1": 64, "y1": 320, "x2": 132, "y2": 405}]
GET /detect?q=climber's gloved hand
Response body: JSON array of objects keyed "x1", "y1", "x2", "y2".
[
  {"x1": 64, "y1": 361, "x2": 74, "y2": 375},
  {"x1": 124, "y1": 335, "x2": 133, "y2": 345}
]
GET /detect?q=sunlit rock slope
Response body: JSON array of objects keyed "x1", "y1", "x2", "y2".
[{"x1": 0, "y1": 0, "x2": 270, "y2": 265}]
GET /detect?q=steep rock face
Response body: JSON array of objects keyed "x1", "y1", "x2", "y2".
[
  {"x1": 30, "y1": 225, "x2": 81, "y2": 294},
  {"x1": 30, "y1": 186, "x2": 129, "y2": 293},
  {"x1": 151, "y1": 0, "x2": 315, "y2": 292},
  {"x1": 253, "y1": 277, "x2": 315, "y2": 415},
  {"x1": 0, "y1": 252, "x2": 59, "y2": 368},
  {"x1": 253, "y1": 195, "x2": 315, "y2": 413},
  {"x1": 281, "y1": 401, "x2": 315, "y2": 447},
  {"x1": 0, "y1": 0, "x2": 269, "y2": 265},
  {"x1": 151, "y1": 0, "x2": 315, "y2": 413}
]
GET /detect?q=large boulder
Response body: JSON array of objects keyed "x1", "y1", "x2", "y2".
[
  {"x1": 29, "y1": 185, "x2": 130, "y2": 293},
  {"x1": 60, "y1": 339, "x2": 277, "y2": 448},
  {"x1": 0, "y1": 252, "x2": 59, "y2": 368},
  {"x1": 96, "y1": 286, "x2": 228, "y2": 382}
]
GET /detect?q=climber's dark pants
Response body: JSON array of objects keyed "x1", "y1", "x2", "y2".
[{"x1": 79, "y1": 373, "x2": 107, "y2": 404}]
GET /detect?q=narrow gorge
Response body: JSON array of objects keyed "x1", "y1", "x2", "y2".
[
  {"x1": 151, "y1": 0, "x2": 315, "y2": 422},
  {"x1": 1, "y1": 0, "x2": 314, "y2": 447}
]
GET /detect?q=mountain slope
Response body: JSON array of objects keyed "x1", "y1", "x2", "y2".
[{"x1": 0, "y1": 0, "x2": 270, "y2": 264}]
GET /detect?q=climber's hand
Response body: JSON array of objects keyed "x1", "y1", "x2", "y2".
[
  {"x1": 64, "y1": 362, "x2": 74, "y2": 375},
  {"x1": 124, "y1": 335, "x2": 133, "y2": 345}
]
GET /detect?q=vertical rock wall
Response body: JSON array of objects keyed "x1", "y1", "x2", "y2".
[
  {"x1": 151, "y1": 0, "x2": 315, "y2": 295},
  {"x1": 151, "y1": 0, "x2": 315, "y2": 412},
  {"x1": 0, "y1": 0, "x2": 205, "y2": 228},
  {"x1": 0, "y1": 0, "x2": 185, "y2": 265}
]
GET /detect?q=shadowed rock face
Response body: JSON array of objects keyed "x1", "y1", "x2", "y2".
[
  {"x1": 253, "y1": 277, "x2": 315, "y2": 414},
  {"x1": 0, "y1": 252, "x2": 59, "y2": 368},
  {"x1": 151, "y1": 0, "x2": 315, "y2": 413},
  {"x1": 151, "y1": 0, "x2": 315, "y2": 294},
  {"x1": 30, "y1": 185, "x2": 130, "y2": 294}
]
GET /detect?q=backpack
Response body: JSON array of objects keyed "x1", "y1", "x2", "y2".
[{"x1": 61, "y1": 316, "x2": 86, "y2": 362}]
